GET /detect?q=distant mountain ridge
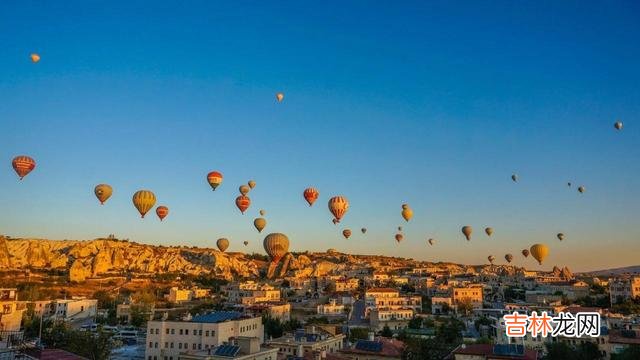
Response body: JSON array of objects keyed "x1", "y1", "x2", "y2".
[{"x1": 580, "y1": 265, "x2": 640, "y2": 276}]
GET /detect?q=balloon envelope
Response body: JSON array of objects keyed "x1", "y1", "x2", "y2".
[
  {"x1": 259, "y1": 209, "x2": 266, "y2": 216},
  {"x1": 485, "y1": 227, "x2": 494, "y2": 236},
  {"x1": 94, "y1": 184, "x2": 113, "y2": 205},
  {"x1": 276, "y1": 92, "x2": 284, "y2": 102},
  {"x1": 530, "y1": 244, "x2": 549, "y2": 265},
  {"x1": 30, "y1": 54, "x2": 40, "y2": 63},
  {"x1": 488, "y1": 255, "x2": 495, "y2": 264},
  {"x1": 217, "y1": 238, "x2": 229, "y2": 252},
  {"x1": 511, "y1": 174, "x2": 518, "y2": 182},
  {"x1": 132, "y1": 190, "x2": 156, "y2": 218},
  {"x1": 263, "y1": 233, "x2": 289, "y2": 262},
  {"x1": 235, "y1": 195, "x2": 251, "y2": 214},
  {"x1": 614, "y1": 121, "x2": 623, "y2": 130},
  {"x1": 254, "y1": 218, "x2": 267, "y2": 233},
  {"x1": 428, "y1": 238, "x2": 435, "y2": 246},
  {"x1": 557, "y1": 233, "x2": 565, "y2": 241},
  {"x1": 361, "y1": 228, "x2": 367, "y2": 234},
  {"x1": 522, "y1": 249, "x2": 530, "y2": 258},
  {"x1": 12, "y1": 156, "x2": 36, "y2": 180},
  {"x1": 401, "y1": 207, "x2": 413, "y2": 222},
  {"x1": 248, "y1": 180, "x2": 256, "y2": 189},
  {"x1": 303, "y1": 188, "x2": 319, "y2": 207},
  {"x1": 343, "y1": 229, "x2": 352, "y2": 239},
  {"x1": 505, "y1": 254, "x2": 513, "y2": 263},
  {"x1": 239, "y1": 185, "x2": 250, "y2": 196},
  {"x1": 395, "y1": 233, "x2": 403, "y2": 242},
  {"x1": 207, "y1": 171, "x2": 223, "y2": 191},
  {"x1": 328, "y1": 196, "x2": 349, "y2": 222},
  {"x1": 462, "y1": 226, "x2": 473, "y2": 241},
  {"x1": 244, "y1": 241, "x2": 249, "y2": 246},
  {"x1": 578, "y1": 186, "x2": 585, "y2": 193},
  {"x1": 156, "y1": 206, "x2": 169, "y2": 221}
]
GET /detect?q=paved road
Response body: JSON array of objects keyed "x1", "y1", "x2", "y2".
[{"x1": 348, "y1": 299, "x2": 368, "y2": 326}]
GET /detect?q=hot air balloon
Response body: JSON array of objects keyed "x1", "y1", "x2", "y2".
[
  {"x1": 395, "y1": 233, "x2": 403, "y2": 243},
  {"x1": 132, "y1": 190, "x2": 156, "y2": 218},
  {"x1": 156, "y1": 206, "x2": 169, "y2": 221},
  {"x1": 567, "y1": 182, "x2": 572, "y2": 187},
  {"x1": 505, "y1": 254, "x2": 513, "y2": 263},
  {"x1": 244, "y1": 241, "x2": 249, "y2": 246},
  {"x1": 239, "y1": 185, "x2": 250, "y2": 196},
  {"x1": 511, "y1": 174, "x2": 518, "y2": 182},
  {"x1": 488, "y1": 255, "x2": 495, "y2": 264},
  {"x1": 398, "y1": 226, "x2": 403, "y2": 232},
  {"x1": 248, "y1": 180, "x2": 256, "y2": 189},
  {"x1": 94, "y1": 184, "x2": 113, "y2": 205},
  {"x1": 361, "y1": 228, "x2": 367, "y2": 234},
  {"x1": 328, "y1": 196, "x2": 349, "y2": 223},
  {"x1": 401, "y1": 204, "x2": 413, "y2": 222},
  {"x1": 303, "y1": 188, "x2": 319, "y2": 207},
  {"x1": 254, "y1": 218, "x2": 266, "y2": 233},
  {"x1": 428, "y1": 238, "x2": 435, "y2": 246},
  {"x1": 207, "y1": 171, "x2": 223, "y2": 191},
  {"x1": 217, "y1": 238, "x2": 229, "y2": 252},
  {"x1": 12, "y1": 156, "x2": 36, "y2": 180},
  {"x1": 343, "y1": 229, "x2": 352, "y2": 239},
  {"x1": 461, "y1": 226, "x2": 473, "y2": 241},
  {"x1": 557, "y1": 233, "x2": 565, "y2": 241},
  {"x1": 614, "y1": 121, "x2": 623, "y2": 130},
  {"x1": 276, "y1": 92, "x2": 284, "y2": 102},
  {"x1": 522, "y1": 249, "x2": 530, "y2": 258},
  {"x1": 530, "y1": 244, "x2": 549, "y2": 265},
  {"x1": 485, "y1": 227, "x2": 494, "y2": 237},
  {"x1": 332, "y1": 219, "x2": 338, "y2": 225},
  {"x1": 235, "y1": 195, "x2": 251, "y2": 214},
  {"x1": 259, "y1": 209, "x2": 266, "y2": 216},
  {"x1": 578, "y1": 186, "x2": 585, "y2": 194},
  {"x1": 263, "y1": 233, "x2": 289, "y2": 262},
  {"x1": 30, "y1": 54, "x2": 40, "y2": 63}
]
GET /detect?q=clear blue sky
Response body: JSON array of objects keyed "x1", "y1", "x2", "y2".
[{"x1": 1, "y1": 1, "x2": 639, "y2": 271}]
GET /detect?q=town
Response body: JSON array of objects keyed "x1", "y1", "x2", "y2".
[{"x1": 1, "y1": 237, "x2": 639, "y2": 359}]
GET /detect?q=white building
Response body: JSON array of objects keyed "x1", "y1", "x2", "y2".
[
  {"x1": 178, "y1": 337, "x2": 278, "y2": 360},
  {"x1": 52, "y1": 298, "x2": 98, "y2": 322},
  {"x1": 317, "y1": 299, "x2": 346, "y2": 316},
  {"x1": 145, "y1": 311, "x2": 263, "y2": 360}
]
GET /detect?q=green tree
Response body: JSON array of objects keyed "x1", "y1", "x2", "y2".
[
  {"x1": 381, "y1": 325, "x2": 393, "y2": 338},
  {"x1": 348, "y1": 327, "x2": 370, "y2": 342},
  {"x1": 611, "y1": 345, "x2": 640, "y2": 360},
  {"x1": 457, "y1": 298, "x2": 474, "y2": 316},
  {"x1": 408, "y1": 317, "x2": 423, "y2": 329}
]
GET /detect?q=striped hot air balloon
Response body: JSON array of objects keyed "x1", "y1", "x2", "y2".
[
  {"x1": 303, "y1": 187, "x2": 319, "y2": 206},
  {"x1": 328, "y1": 196, "x2": 349, "y2": 223},
  {"x1": 156, "y1": 206, "x2": 169, "y2": 221},
  {"x1": 263, "y1": 233, "x2": 289, "y2": 262},
  {"x1": 235, "y1": 195, "x2": 251, "y2": 214},
  {"x1": 132, "y1": 190, "x2": 156, "y2": 218},
  {"x1": 207, "y1": 171, "x2": 223, "y2": 191},
  {"x1": 12, "y1": 156, "x2": 36, "y2": 180}
]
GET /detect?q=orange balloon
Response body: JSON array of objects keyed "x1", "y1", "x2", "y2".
[
  {"x1": 236, "y1": 195, "x2": 251, "y2": 214},
  {"x1": 12, "y1": 156, "x2": 36, "y2": 180},
  {"x1": 303, "y1": 187, "x2": 319, "y2": 206},
  {"x1": 30, "y1": 54, "x2": 40, "y2": 63},
  {"x1": 156, "y1": 206, "x2": 169, "y2": 221},
  {"x1": 207, "y1": 171, "x2": 223, "y2": 191}
]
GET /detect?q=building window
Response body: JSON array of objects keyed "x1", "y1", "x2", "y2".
[
  {"x1": 185, "y1": 329, "x2": 189, "y2": 335},
  {"x1": 179, "y1": 329, "x2": 183, "y2": 335},
  {"x1": 205, "y1": 330, "x2": 209, "y2": 336},
  {"x1": 171, "y1": 329, "x2": 175, "y2": 334},
  {"x1": 179, "y1": 343, "x2": 182, "y2": 349},
  {"x1": 149, "y1": 342, "x2": 152, "y2": 348},
  {"x1": 166, "y1": 329, "x2": 169, "y2": 334}
]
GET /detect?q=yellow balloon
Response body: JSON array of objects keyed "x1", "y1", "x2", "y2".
[
  {"x1": 248, "y1": 180, "x2": 256, "y2": 189},
  {"x1": 530, "y1": 244, "x2": 549, "y2": 265},
  {"x1": 217, "y1": 238, "x2": 229, "y2": 252},
  {"x1": 401, "y1": 207, "x2": 413, "y2": 222},
  {"x1": 30, "y1": 54, "x2": 40, "y2": 63},
  {"x1": 485, "y1": 227, "x2": 494, "y2": 236},
  {"x1": 254, "y1": 218, "x2": 267, "y2": 233},
  {"x1": 94, "y1": 184, "x2": 113, "y2": 205},
  {"x1": 239, "y1": 184, "x2": 250, "y2": 196},
  {"x1": 132, "y1": 190, "x2": 156, "y2": 218}
]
